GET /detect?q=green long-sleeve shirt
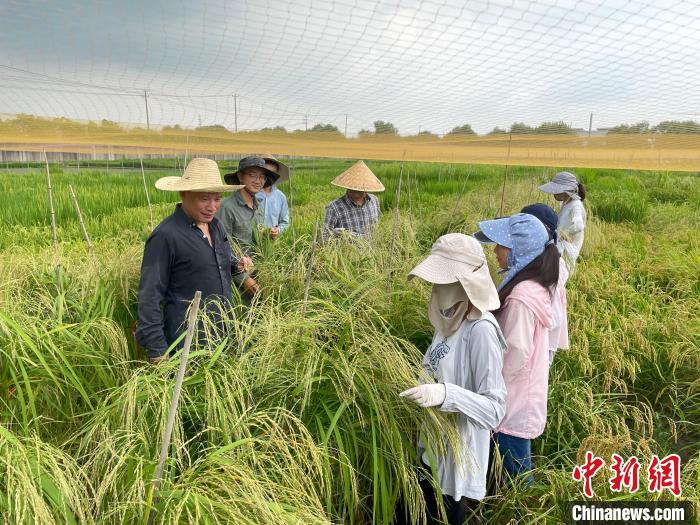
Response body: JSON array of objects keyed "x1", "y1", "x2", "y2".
[{"x1": 216, "y1": 191, "x2": 265, "y2": 285}]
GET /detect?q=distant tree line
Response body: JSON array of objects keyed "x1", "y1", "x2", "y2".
[
  {"x1": 2, "y1": 114, "x2": 700, "y2": 139},
  {"x1": 606, "y1": 120, "x2": 700, "y2": 134}
]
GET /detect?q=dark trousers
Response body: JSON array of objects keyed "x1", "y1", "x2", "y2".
[
  {"x1": 395, "y1": 475, "x2": 479, "y2": 525},
  {"x1": 488, "y1": 433, "x2": 534, "y2": 490}
]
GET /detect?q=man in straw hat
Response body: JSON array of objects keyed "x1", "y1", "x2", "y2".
[
  {"x1": 217, "y1": 156, "x2": 279, "y2": 298},
  {"x1": 321, "y1": 160, "x2": 384, "y2": 242},
  {"x1": 255, "y1": 155, "x2": 290, "y2": 239},
  {"x1": 397, "y1": 233, "x2": 506, "y2": 523},
  {"x1": 136, "y1": 158, "x2": 249, "y2": 364}
]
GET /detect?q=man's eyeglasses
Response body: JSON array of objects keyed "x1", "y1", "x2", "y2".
[{"x1": 243, "y1": 173, "x2": 266, "y2": 181}]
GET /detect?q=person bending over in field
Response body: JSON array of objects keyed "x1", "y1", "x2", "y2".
[
  {"x1": 255, "y1": 155, "x2": 290, "y2": 238},
  {"x1": 136, "y1": 158, "x2": 250, "y2": 364},
  {"x1": 321, "y1": 160, "x2": 383, "y2": 242},
  {"x1": 217, "y1": 156, "x2": 279, "y2": 301},
  {"x1": 397, "y1": 234, "x2": 506, "y2": 525},
  {"x1": 538, "y1": 171, "x2": 587, "y2": 270},
  {"x1": 474, "y1": 213, "x2": 559, "y2": 484},
  {"x1": 521, "y1": 203, "x2": 570, "y2": 366}
]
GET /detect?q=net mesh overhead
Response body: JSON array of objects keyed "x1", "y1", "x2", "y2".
[{"x1": 1, "y1": 0, "x2": 699, "y2": 170}]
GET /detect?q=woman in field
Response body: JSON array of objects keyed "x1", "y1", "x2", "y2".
[
  {"x1": 520, "y1": 204, "x2": 570, "y2": 366},
  {"x1": 255, "y1": 155, "x2": 290, "y2": 238},
  {"x1": 398, "y1": 233, "x2": 507, "y2": 524},
  {"x1": 474, "y1": 213, "x2": 558, "y2": 482},
  {"x1": 538, "y1": 171, "x2": 587, "y2": 269}
]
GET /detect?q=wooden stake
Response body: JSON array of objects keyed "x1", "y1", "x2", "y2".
[
  {"x1": 140, "y1": 157, "x2": 155, "y2": 231},
  {"x1": 413, "y1": 164, "x2": 422, "y2": 222},
  {"x1": 146, "y1": 290, "x2": 202, "y2": 525},
  {"x1": 387, "y1": 207, "x2": 400, "y2": 283},
  {"x1": 44, "y1": 153, "x2": 61, "y2": 292},
  {"x1": 387, "y1": 156, "x2": 406, "y2": 282},
  {"x1": 184, "y1": 135, "x2": 189, "y2": 167},
  {"x1": 68, "y1": 184, "x2": 97, "y2": 267},
  {"x1": 395, "y1": 159, "x2": 405, "y2": 208},
  {"x1": 301, "y1": 220, "x2": 319, "y2": 317},
  {"x1": 288, "y1": 157, "x2": 297, "y2": 258},
  {"x1": 445, "y1": 167, "x2": 473, "y2": 232},
  {"x1": 497, "y1": 134, "x2": 513, "y2": 217}
]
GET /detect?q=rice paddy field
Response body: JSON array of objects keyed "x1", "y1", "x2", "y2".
[{"x1": 0, "y1": 158, "x2": 698, "y2": 524}]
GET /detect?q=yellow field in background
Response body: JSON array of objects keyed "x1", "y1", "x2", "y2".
[{"x1": 2, "y1": 129, "x2": 699, "y2": 171}]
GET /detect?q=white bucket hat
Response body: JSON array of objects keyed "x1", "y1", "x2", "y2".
[
  {"x1": 155, "y1": 158, "x2": 244, "y2": 193},
  {"x1": 331, "y1": 160, "x2": 385, "y2": 192},
  {"x1": 538, "y1": 171, "x2": 580, "y2": 198},
  {"x1": 409, "y1": 233, "x2": 500, "y2": 314}
]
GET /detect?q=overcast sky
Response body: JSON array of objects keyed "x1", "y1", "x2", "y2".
[{"x1": 1, "y1": 0, "x2": 699, "y2": 135}]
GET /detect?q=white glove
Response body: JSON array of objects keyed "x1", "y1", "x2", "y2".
[{"x1": 399, "y1": 383, "x2": 446, "y2": 408}]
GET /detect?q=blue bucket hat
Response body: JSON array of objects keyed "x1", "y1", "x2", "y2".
[
  {"x1": 521, "y1": 203, "x2": 558, "y2": 243},
  {"x1": 474, "y1": 213, "x2": 550, "y2": 290}
]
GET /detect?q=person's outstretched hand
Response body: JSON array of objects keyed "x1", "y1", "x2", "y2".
[
  {"x1": 399, "y1": 384, "x2": 446, "y2": 408},
  {"x1": 237, "y1": 256, "x2": 254, "y2": 273}
]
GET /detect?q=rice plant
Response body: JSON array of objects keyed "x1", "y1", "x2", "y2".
[{"x1": 0, "y1": 160, "x2": 698, "y2": 523}]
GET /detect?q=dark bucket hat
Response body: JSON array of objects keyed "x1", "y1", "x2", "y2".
[
  {"x1": 262, "y1": 155, "x2": 290, "y2": 185},
  {"x1": 224, "y1": 156, "x2": 280, "y2": 186},
  {"x1": 521, "y1": 203, "x2": 559, "y2": 243}
]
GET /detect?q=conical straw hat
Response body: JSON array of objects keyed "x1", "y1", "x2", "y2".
[
  {"x1": 155, "y1": 158, "x2": 244, "y2": 192},
  {"x1": 331, "y1": 160, "x2": 385, "y2": 192}
]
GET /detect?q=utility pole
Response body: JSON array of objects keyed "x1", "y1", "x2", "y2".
[
  {"x1": 588, "y1": 112, "x2": 593, "y2": 137},
  {"x1": 144, "y1": 89, "x2": 150, "y2": 130},
  {"x1": 344, "y1": 114, "x2": 348, "y2": 138},
  {"x1": 304, "y1": 114, "x2": 308, "y2": 131},
  {"x1": 233, "y1": 94, "x2": 238, "y2": 133}
]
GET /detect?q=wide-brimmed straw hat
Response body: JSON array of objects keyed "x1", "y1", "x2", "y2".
[
  {"x1": 408, "y1": 233, "x2": 500, "y2": 314},
  {"x1": 331, "y1": 160, "x2": 385, "y2": 192},
  {"x1": 262, "y1": 154, "x2": 290, "y2": 185},
  {"x1": 224, "y1": 156, "x2": 280, "y2": 186},
  {"x1": 155, "y1": 158, "x2": 244, "y2": 192},
  {"x1": 539, "y1": 171, "x2": 579, "y2": 197}
]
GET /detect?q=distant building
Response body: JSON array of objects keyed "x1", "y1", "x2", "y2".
[{"x1": 574, "y1": 128, "x2": 609, "y2": 137}]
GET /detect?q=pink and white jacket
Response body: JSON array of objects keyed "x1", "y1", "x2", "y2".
[
  {"x1": 494, "y1": 280, "x2": 553, "y2": 439},
  {"x1": 549, "y1": 258, "x2": 570, "y2": 353}
]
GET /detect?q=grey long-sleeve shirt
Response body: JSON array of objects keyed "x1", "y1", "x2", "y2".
[{"x1": 418, "y1": 312, "x2": 507, "y2": 501}]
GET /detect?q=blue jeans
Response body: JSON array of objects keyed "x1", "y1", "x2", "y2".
[{"x1": 494, "y1": 432, "x2": 534, "y2": 483}]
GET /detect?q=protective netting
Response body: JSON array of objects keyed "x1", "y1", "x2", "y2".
[{"x1": 1, "y1": 0, "x2": 699, "y2": 170}]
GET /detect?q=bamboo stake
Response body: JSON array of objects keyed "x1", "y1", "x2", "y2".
[
  {"x1": 288, "y1": 157, "x2": 297, "y2": 258},
  {"x1": 140, "y1": 157, "x2": 155, "y2": 231},
  {"x1": 395, "y1": 159, "x2": 404, "y2": 208},
  {"x1": 184, "y1": 135, "x2": 189, "y2": 166},
  {"x1": 445, "y1": 167, "x2": 473, "y2": 232},
  {"x1": 146, "y1": 290, "x2": 202, "y2": 525},
  {"x1": 387, "y1": 157, "x2": 405, "y2": 282},
  {"x1": 413, "y1": 164, "x2": 423, "y2": 222},
  {"x1": 387, "y1": 208, "x2": 400, "y2": 283},
  {"x1": 406, "y1": 163, "x2": 413, "y2": 217},
  {"x1": 497, "y1": 134, "x2": 513, "y2": 217},
  {"x1": 301, "y1": 220, "x2": 319, "y2": 317},
  {"x1": 45, "y1": 153, "x2": 61, "y2": 292},
  {"x1": 68, "y1": 184, "x2": 97, "y2": 267}
]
